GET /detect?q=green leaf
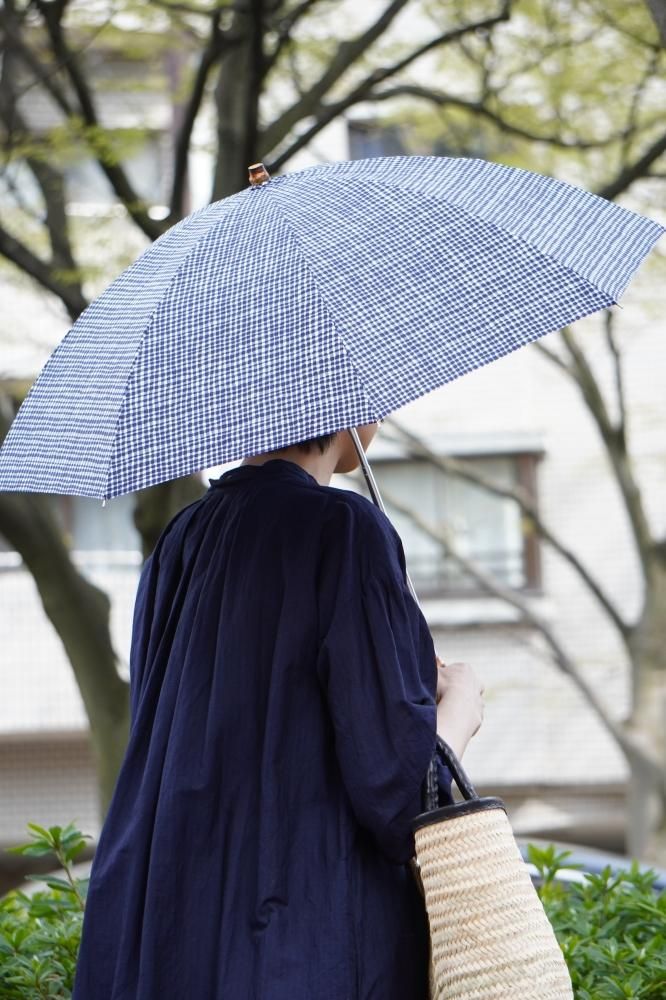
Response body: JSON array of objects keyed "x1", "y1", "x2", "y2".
[
  {"x1": 42, "y1": 878, "x2": 77, "y2": 895},
  {"x1": 7, "y1": 844, "x2": 54, "y2": 858},
  {"x1": 63, "y1": 838, "x2": 88, "y2": 863},
  {"x1": 26, "y1": 823, "x2": 51, "y2": 841}
]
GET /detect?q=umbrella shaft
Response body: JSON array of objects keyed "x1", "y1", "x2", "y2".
[{"x1": 347, "y1": 428, "x2": 420, "y2": 608}]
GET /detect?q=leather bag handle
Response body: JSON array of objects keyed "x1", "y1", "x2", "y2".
[{"x1": 422, "y1": 735, "x2": 479, "y2": 812}]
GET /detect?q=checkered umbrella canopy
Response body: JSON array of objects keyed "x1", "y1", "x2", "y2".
[{"x1": 0, "y1": 155, "x2": 663, "y2": 499}]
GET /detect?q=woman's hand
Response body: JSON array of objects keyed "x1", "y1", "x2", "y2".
[{"x1": 434, "y1": 657, "x2": 485, "y2": 760}]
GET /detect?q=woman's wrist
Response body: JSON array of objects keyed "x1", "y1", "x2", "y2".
[{"x1": 436, "y1": 702, "x2": 471, "y2": 760}]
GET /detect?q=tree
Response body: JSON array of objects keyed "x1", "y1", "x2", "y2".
[
  {"x1": 348, "y1": 0, "x2": 666, "y2": 858},
  {"x1": 0, "y1": 0, "x2": 664, "y2": 855},
  {"x1": 0, "y1": 0, "x2": 514, "y2": 814}
]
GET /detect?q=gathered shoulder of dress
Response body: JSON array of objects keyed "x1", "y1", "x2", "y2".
[{"x1": 72, "y1": 459, "x2": 451, "y2": 1000}]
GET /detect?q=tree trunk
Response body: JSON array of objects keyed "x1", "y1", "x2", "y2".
[
  {"x1": 625, "y1": 758, "x2": 664, "y2": 861},
  {"x1": 625, "y1": 552, "x2": 666, "y2": 861},
  {"x1": 133, "y1": 475, "x2": 207, "y2": 562},
  {"x1": 0, "y1": 412, "x2": 209, "y2": 821},
  {"x1": 0, "y1": 490, "x2": 129, "y2": 816},
  {"x1": 211, "y1": 1, "x2": 264, "y2": 201},
  {"x1": 0, "y1": 398, "x2": 131, "y2": 815},
  {"x1": 628, "y1": 558, "x2": 666, "y2": 756}
]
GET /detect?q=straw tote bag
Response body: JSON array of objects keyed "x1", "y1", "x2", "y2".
[{"x1": 410, "y1": 736, "x2": 574, "y2": 1000}]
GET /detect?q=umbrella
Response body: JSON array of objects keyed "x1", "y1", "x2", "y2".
[{"x1": 0, "y1": 155, "x2": 663, "y2": 501}]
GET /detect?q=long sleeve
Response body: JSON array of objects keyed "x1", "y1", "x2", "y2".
[{"x1": 316, "y1": 497, "x2": 447, "y2": 864}]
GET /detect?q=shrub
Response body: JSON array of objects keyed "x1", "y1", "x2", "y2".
[
  {"x1": 0, "y1": 823, "x2": 90, "y2": 999},
  {"x1": 1, "y1": 826, "x2": 665, "y2": 998},
  {"x1": 529, "y1": 843, "x2": 666, "y2": 999}
]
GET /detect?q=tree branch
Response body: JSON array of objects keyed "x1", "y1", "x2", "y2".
[
  {"x1": 265, "y1": 2, "x2": 512, "y2": 170},
  {"x1": 592, "y1": 2, "x2": 661, "y2": 50},
  {"x1": 34, "y1": 0, "x2": 167, "y2": 241},
  {"x1": 375, "y1": 481, "x2": 664, "y2": 788},
  {"x1": 0, "y1": 489, "x2": 127, "y2": 719},
  {"x1": 532, "y1": 340, "x2": 577, "y2": 377},
  {"x1": 0, "y1": 8, "x2": 74, "y2": 115},
  {"x1": 604, "y1": 309, "x2": 627, "y2": 449},
  {"x1": 0, "y1": 37, "x2": 87, "y2": 319},
  {"x1": 384, "y1": 416, "x2": 631, "y2": 642},
  {"x1": 619, "y1": 48, "x2": 659, "y2": 167},
  {"x1": 150, "y1": 0, "x2": 246, "y2": 13},
  {"x1": 261, "y1": 0, "x2": 413, "y2": 153},
  {"x1": 263, "y1": 0, "x2": 325, "y2": 75},
  {"x1": 560, "y1": 327, "x2": 653, "y2": 578},
  {"x1": 596, "y1": 129, "x2": 666, "y2": 201},
  {"x1": 365, "y1": 84, "x2": 618, "y2": 150},
  {"x1": 643, "y1": 0, "x2": 666, "y2": 46},
  {"x1": 211, "y1": 0, "x2": 271, "y2": 198},
  {"x1": 0, "y1": 223, "x2": 88, "y2": 320},
  {"x1": 283, "y1": 29, "x2": 308, "y2": 98},
  {"x1": 245, "y1": 0, "x2": 267, "y2": 168},
  {"x1": 26, "y1": 153, "x2": 84, "y2": 280},
  {"x1": 169, "y1": 10, "x2": 227, "y2": 220}
]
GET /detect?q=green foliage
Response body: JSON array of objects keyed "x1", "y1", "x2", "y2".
[
  {"x1": 0, "y1": 823, "x2": 91, "y2": 1000},
  {"x1": 2, "y1": 119, "x2": 153, "y2": 172},
  {"x1": 2, "y1": 827, "x2": 665, "y2": 998},
  {"x1": 529, "y1": 844, "x2": 666, "y2": 999},
  {"x1": 423, "y1": 0, "x2": 666, "y2": 206}
]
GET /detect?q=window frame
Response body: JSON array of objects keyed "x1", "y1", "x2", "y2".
[{"x1": 370, "y1": 449, "x2": 543, "y2": 599}]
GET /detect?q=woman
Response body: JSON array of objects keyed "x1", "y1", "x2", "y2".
[{"x1": 72, "y1": 420, "x2": 484, "y2": 1000}]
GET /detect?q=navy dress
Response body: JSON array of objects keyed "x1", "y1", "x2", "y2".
[{"x1": 72, "y1": 459, "x2": 452, "y2": 1000}]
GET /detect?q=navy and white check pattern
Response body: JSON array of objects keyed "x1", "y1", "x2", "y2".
[{"x1": 0, "y1": 155, "x2": 663, "y2": 498}]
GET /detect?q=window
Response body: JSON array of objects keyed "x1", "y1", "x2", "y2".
[
  {"x1": 371, "y1": 453, "x2": 541, "y2": 596},
  {"x1": 348, "y1": 120, "x2": 409, "y2": 160},
  {"x1": 347, "y1": 117, "x2": 488, "y2": 163}
]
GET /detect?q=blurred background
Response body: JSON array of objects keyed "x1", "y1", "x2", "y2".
[{"x1": 1, "y1": 0, "x2": 665, "y2": 894}]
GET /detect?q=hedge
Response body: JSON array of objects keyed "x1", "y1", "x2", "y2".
[{"x1": 1, "y1": 825, "x2": 664, "y2": 998}]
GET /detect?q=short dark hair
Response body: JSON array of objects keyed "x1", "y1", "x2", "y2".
[{"x1": 295, "y1": 432, "x2": 337, "y2": 454}]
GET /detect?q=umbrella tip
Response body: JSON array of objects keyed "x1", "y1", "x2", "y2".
[{"x1": 248, "y1": 162, "x2": 271, "y2": 186}]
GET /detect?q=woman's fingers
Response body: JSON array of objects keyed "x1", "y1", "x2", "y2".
[
  {"x1": 435, "y1": 661, "x2": 485, "y2": 742},
  {"x1": 434, "y1": 657, "x2": 486, "y2": 744}
]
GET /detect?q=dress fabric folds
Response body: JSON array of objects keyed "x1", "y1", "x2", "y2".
[{"x1": 72, "y1": 458, "x2": 452, "y2": 1000}]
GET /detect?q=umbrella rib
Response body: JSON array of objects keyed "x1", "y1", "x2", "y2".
[
  {"x1": 264, "y1": 184, "x2": 382, "y2": 427},
  {"x1": 101, "y1": 200, "x2": 239, "y2": 500},
  {"x1": 335, "y1": 170, "x2": 663, "y2": 304}
]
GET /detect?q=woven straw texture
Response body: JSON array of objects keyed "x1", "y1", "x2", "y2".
[{"x1": 413, "y1": 808, "x2": 573, "y2": 1000}]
